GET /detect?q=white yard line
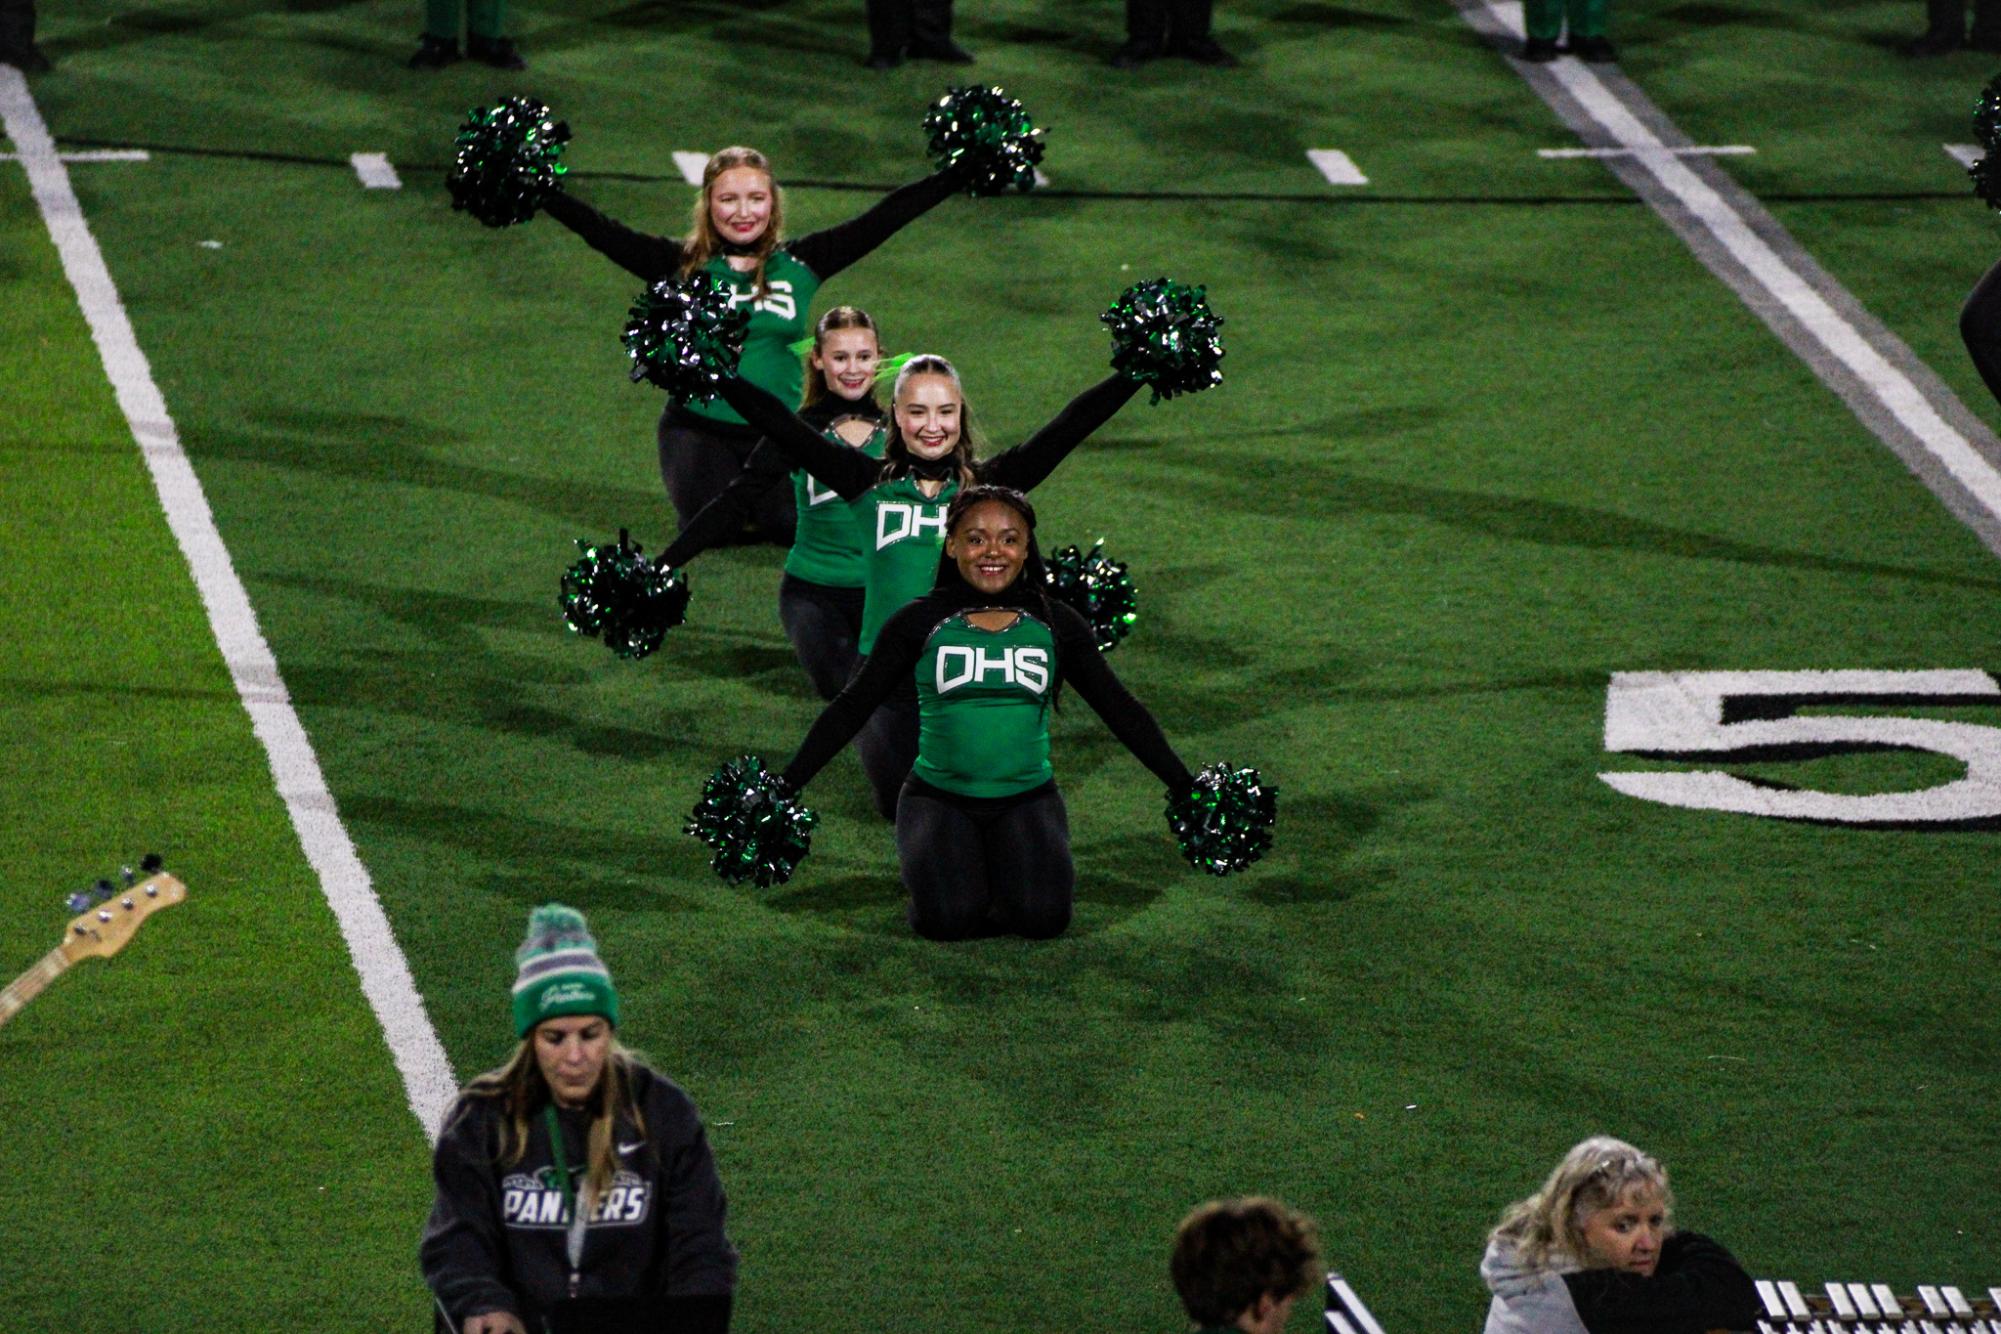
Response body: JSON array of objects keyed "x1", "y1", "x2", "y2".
[
  {"x1": 1, "y1": 66, "x2": 458, "y2": 1140},
  {"x1": 1468, "y1": 0, "x2": 2001, "y2": 532},
  {"x1": 672, "y1": 150, "x2": 707, "y2": 186},
  {"x1": 0, "y1": 148, "x2": 149, "y2": 162},
  {"x1": 349, "y1": 151, "x2": 402, "y2": 190},
  {"x1": 1537, "y1": 144, "x2": 1753, "y2": 159},
  {"x1": 1306, "y1": 148, "x2": 1369, "y2": 186}
]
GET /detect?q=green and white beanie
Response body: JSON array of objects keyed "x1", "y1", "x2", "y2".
[{"x1": 512, "y1": 903, "x2": 621, "y2": 1038}]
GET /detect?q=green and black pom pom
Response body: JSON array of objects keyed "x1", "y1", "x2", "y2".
[
  {"x1": 1044, "y1": 541, "x2": 1139, "y2": 652},
  {"x1": 1102, "y1": 278, "x2": 1225, "y2": 402},
  {"x1": 923, "y1": 85, "x2": 1046, "y2": 196},
  {"x1": 1972, "y1": 76, "x2": 2001, "y2": 208},
  {"x1": 447, "y1": 96, "x2": 571, "y2": 228},
  {"x1": 559, "y1": 530, "x2": 690, "y2": 660},
  {"x1": 623, "y1": 272, "x2": 749, "y2": 403},
  {"x1": 1166, "y1": 763, "x2": 1277, "y2": 876},
  {"x1": 686, "y1": 756, "x2": 818, "y2": 887}
]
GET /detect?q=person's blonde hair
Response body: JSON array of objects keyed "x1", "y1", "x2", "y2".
[
  {"x1": 456, "y1": 1033, "x2": 648, "y2": 1215},
  {"x1": 883, "y1": 353, "x2": 980, "y2": 489},
  {"x1": 801, "y1": 305, "x2": 883, "y2": 411},
  {"x1": 680, "y1": 146, "x2": 783, "y2": 297},
  {"x1": 1489, "y1": 1136, "x2": 1674, "y2": 1271}
]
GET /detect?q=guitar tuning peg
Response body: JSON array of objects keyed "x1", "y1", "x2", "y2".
[
  {"x1": 140, "y1": 853, "x2": 164, "y2": 874},
  {"x1": 90, "y1": 879, "x2": 114, "y2": 905},
  {"x1": 65, "y1": 891, "x2": 94, "y2": 914}
]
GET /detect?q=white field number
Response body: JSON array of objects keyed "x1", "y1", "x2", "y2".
[{"x1": 1599, "y1": 670, "x2": 2001, "y2": 823}]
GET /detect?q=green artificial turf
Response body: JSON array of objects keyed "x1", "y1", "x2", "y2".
[{"x1": 5, "y1": 0, "x2": 2000, "y2": 1329}]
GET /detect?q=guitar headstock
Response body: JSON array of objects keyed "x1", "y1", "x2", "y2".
[{"x1": 57, "y1": 856, "x2": 185, "y2": 964}]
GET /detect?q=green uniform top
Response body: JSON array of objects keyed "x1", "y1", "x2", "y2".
[
  {"x1": 856, "y1": 475, "x2": 957, "y2": 653},
  {"x1": 679, "y1": 250, "x2": 820, "y2": 429},
  {"x1": 913, "y1": 610, "x2": 1059, "y2": 798},
  {"x1": 787, "y1": 426, "x2": 886, "y2": 588}
]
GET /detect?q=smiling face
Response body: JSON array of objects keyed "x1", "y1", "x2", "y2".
[
  {"x1": 813, "y1": 326, "x2": 882, "y2": 402},
  {"x1": 1579, "y1": 1186, "x2": 1667, "y2": 1277},
  {"x1": 894, "y1": 372, "x2": 963, "y2": 460},
  {"x1": 533, "y1": 1014, "x2": 611, "y2": 1109},
  {"x1": 945, "y1": 498, "x2": 1029, "y2": 596},
  {"x1": 707, "y1": 165, "x2": 773, "y2": 248}
]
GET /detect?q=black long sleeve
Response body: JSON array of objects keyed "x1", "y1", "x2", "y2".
[
  {"x1": 787, "y1": 169, "x2": 963, "y2": 281},
  {"x1": 1565, "y1": 1232, "x2": 1760, "y2": 1334},
  {"x1": 717, "y1": 378, "x2": 880, "y2": 498},
  {"x1": 421, "y1": 1099, "x2": 523, "y2": 1326},
  {"x1": 780, "y1": 611, "x2": 931, "y2": 792},
  {"x1": 979, "y1": 374, "x2": 1142, "y2": 492},
  {"x1": 1962, "y1": 255, "x2": 2001, "y2": 411},
  {"x1": 1047, "y1": 601, "x2": 1192, "y2": 790},
  {"x1": 656, "y1": 399, "x2": 875, "y2": 569},
  {"x1": 544, "y1": 191, "x2": 687, "y2": 281}
]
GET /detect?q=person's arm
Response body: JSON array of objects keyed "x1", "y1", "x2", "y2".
[
  {"x1": 1564, "y1": 1232, "x2": 1761, "y2": 1334},
  {"x1": 542, "y1": 192, "x2": 687, "y2": 280},
  {"x1": 656, "y1": 442, "x2": 796, "y2": 569},
  {"x1": 780, "y1": 604, "x2": 933, "y2": 791},
  {"x1": 716, "y1": 378, "x2": 879, "y2": 499},
  {"x1": 1962, "y1": 255, "x2": 2001, "y2": 410},
  {"x1": 786, "y1": 167, "x2": 964, "y2": 281},
  {"x1": 1048, "y1": 603, "x2": 1192, "y2": 790},
  {"x1": 979, "y1": 374, "x2": 1143, "y2": 492},
  {"x1": 419, "y1": 1101, "x2": 523, "y2": 1330}
]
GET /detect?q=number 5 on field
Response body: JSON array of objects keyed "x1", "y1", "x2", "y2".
[{"x1": 1599, "y1": 670, "x2": 2001, "y2": 824}]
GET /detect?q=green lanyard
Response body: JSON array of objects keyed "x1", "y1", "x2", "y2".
[{"x1": 542, "y1": 1105, "x2": 589, "y2": 1281}]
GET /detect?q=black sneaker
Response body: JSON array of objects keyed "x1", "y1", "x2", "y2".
[
  {"x1": 1520, "y1": 34, "x2": 1559, "y2": 61},
  {"x1": 406, "y1": 34, "x2": 461, "y2": 68},
  {"x1": 1172, "y1": 36, "x2": 1239, "y2": 66},
  {"x1": 1569, "y1": 34, "x2": 1616, "y2": 61},
  {"x1": 0, "y1": 42, "x2": 52, "y2": 72},
  {"x1": 909, "y1": 38, "x2": 973, "y2": 63},
  {"x1": 1109, "y1": 40, "x2": 1162, "y2": 68},
  {"x1": 1901, "y1": 27, "x2": 1962, "y2": 54},
  {"x1": 863, "y1": 48, "x2": 903, "y2": 69},
  {"x1": 468, "y1": 35, "x2": 525, "y2": 68}
]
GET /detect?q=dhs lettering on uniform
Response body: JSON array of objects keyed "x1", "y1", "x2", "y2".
[
  {"x1": 725, "y1": 278, "x2": 796, "y2": 322},
  {"x1": 877, "y1": 502, "x2": 947, "y2": 549},
  {"x1": 805, "y1": 476, "x2": 844, "y2": 508},
  {"x1": 936, "y1": 645, "x2": 1051, "y2": 695}
]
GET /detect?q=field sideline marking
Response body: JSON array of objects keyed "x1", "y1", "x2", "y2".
[
  {"x1": 0, "y1": 66, "x2": 459, "y2": 1139},
  {"x1": 1537, "y1": 144, "x2": 1753, "y2": 159},
  {"x1": 1946, "y1": 143, "x2": 1980, "y2": 169},
  {"x1": 1460, "y1": 0, "x2": 2001, "y2": 557},
  {"x1": 1307, "y1": 148, "x2": 1369, "y2": 186},
  {"x1": 350, "y1": 151, "x2": 402, "y2": 189}
]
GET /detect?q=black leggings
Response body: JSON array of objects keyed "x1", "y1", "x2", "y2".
[
  {"x1": 894, "y1": 781, "x2": 1074, "y2": 941},
  {"x1": 777, "y1": 575, "x2": 864, "y2": 701},
  {"x1": 657, "y1": 411, "x2": 796, "y2": 545},
  {"x1": 850, "y1": 664, "x2": 919, "y2": 821}
]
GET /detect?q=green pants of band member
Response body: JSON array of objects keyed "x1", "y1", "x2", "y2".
[
  {"x1": 1524, "y1": 0, "x2": 1607, "y2": 39},
  {"x1": 424, "y1": 0, "x2": 503, "y2": 41}
]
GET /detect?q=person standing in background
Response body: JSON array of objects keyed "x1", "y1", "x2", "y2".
[
  {"x1": 1111, "y1": 0, "x2": 1237, "y2": 68},
  {"x1": 0, "y1": 0, "x2": 50, "y2": 73},
  {"x1": 1520, "y1": 0, "x2": 1613, "y2": 62},
  {"x1": 865, "y1": 0, "x2": 972, "y2": 68},
  {"x1": 408, "y1": 0, "x2": 524, "y2": 70},
  {"x1": 1905, "y1": 0, "x2": 2001, "y2": 53}
]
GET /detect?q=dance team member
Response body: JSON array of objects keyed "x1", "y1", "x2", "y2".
[
  {"x1": 758, "y1": 486, "x2": 1191, "y2": 940},
  {"x1": 656, "y1": 306, "x2": 890, "y2": 700},
  {"x1": 540, "y1": 147, "x2": 967, "y2": 542},
  {"x1": 1961, "y1": 255, "x2": 2001, "y2": 408},
  {"x1": 1481, "y1": 1136, "x2": 1758, "y2": 1334},
  {"x1": 421, "y1": 905, "x2": 737, "y2": 1334},
  {"x1": 715, "y1": 355, "x2": 1144, "y2": 818},
  {"x1": 1170, "y1": 1197, "x2": 1321, "y2": 1334}
]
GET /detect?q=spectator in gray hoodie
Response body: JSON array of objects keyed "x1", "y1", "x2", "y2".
[{"x1": 1480, "y1": 1136, "x2": 1757, "y2": 1334}]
